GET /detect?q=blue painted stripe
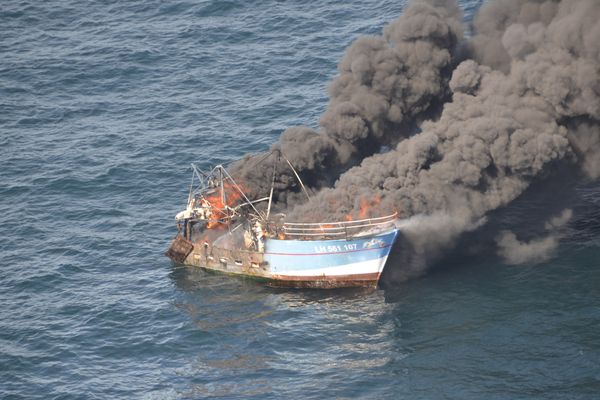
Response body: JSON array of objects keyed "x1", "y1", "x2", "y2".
[
  {"x1": 264, "y1": 230, "x2": 398, "y2": 271},
  {"x1": 265, "y1": 245, "x2": 391, "y2": 256}
]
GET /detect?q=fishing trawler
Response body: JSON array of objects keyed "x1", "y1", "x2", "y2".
[{"x1": 165, "y1": 161, "x2": 399, "y2": 288}]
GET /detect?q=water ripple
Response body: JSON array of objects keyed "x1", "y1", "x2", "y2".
[{"x1": 2, "y1": 0, "x2": 599, "y2": 399}]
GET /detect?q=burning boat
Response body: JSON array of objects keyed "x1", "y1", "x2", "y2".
[{"x1": 165, "y1": 161, "x2": 399, "y2": 288}]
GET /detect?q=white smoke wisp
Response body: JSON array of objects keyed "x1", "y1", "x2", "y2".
[
  {"x1": 496, "y1": 231, "x2": 558, "y2": 265},
  {"x1": 496, "y1": 208, "x2": 573, "y2": 265}
]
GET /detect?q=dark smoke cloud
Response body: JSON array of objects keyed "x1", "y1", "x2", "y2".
[
  {"x1": 286, "y1": 0, "x2": 599, "y2": 273},
  {"x1": 320, "y1": 0, "x2": 463, "y2": 146},
  {"x1": 227, "y1": 0, "x2": 599, "y2": 277},
  {"x1": 230, "y1": 0, "x2": 464, "y2": 205}
]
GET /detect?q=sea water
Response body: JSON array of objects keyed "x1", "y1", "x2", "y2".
[{"x1": 1, "y1": 1, "x2": 599, "y2": 398}]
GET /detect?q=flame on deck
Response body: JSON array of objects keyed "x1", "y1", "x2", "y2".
[
  {"x1": 202, "y1": 182, "x2": 245, "y2": 229},
  {"x1": 341, "y1": 195, "x2": 383, "y2": 222}
]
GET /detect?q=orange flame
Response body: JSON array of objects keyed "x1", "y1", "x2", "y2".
[
  {"x1": 358, "y1": 195, "x2": 381, "y2": 219},
  {"x1": 201, "y1": 182, "x2": 245, "y2": 229}
]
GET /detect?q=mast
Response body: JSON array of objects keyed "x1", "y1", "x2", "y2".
[
  {"x1": 219, "y1": 166, "x2": 226, "y2": 206},
  {"x1": 187, "y1": 165, "x2": 195, "y2": 205},
  {"x1": 266, "y1": 156, "x2": 277, "y2": 219}
]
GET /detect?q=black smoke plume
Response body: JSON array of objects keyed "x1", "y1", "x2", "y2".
[
  {"x1": 231, "y1": 0, "x2": 600, "y2": 278},
  {"x1": 231, "y1": 0, "x2": 464, "y2": 204}
]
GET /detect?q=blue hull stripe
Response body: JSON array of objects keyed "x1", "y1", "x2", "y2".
[
  {"x1": 265, "y1": 244, "x2": 391, "y2": 256},
  {"x1": 264, "y1": 230, "x2": 398, "y2": 272}
]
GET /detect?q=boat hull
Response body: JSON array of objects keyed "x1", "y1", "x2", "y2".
[{"x1": 166, "y1": 229, "x2": 398, "y2": 288}]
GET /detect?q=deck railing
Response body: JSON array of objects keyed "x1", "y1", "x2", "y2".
[{"x1": 280, "y1": 212, "x2": 398, "y2": 239}]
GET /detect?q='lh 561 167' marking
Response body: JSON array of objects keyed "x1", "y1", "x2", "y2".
[{"x1": 314, "y1": 243, "x2": 358, "y2": 253}]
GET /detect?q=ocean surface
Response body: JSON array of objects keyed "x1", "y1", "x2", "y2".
[{"x1": 1, "y1": 0, "x2": 599, "y2": 398}]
